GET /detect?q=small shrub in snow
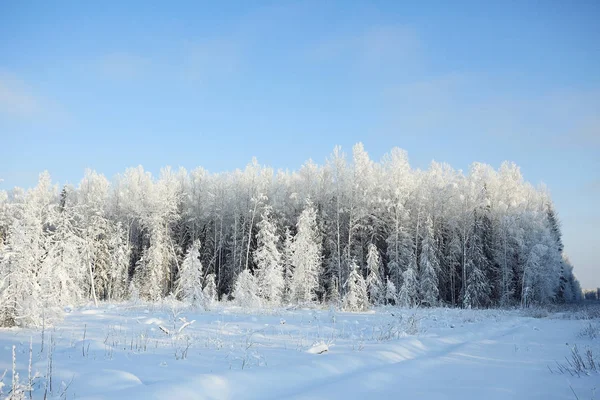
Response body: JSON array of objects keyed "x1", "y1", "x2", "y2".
[
  {"x1": 2, "y1": 345, "x2": 32, "y2": 400},
  {"x1": 550, "y1": 345, "x2": 599, "y2": 377},
  {"x1": 547, "y1": 303, "x2": 600, "y2": 320},
  {"x1": 376, "y1": 321, "x2": 402, "y2": 341},
  {"x1": 402, "y1": 313, "x2": 421, "y2": 336},
  {"x1": 522, "y1": 307, "x2": 549, "y2": 319},
  {"x1": 0, "y1": 370, "x2": 5, "y2": 398},
  {"x1": 375, "y1": 312, "x2": 421, "y2": 340},
  {"x1": 578, "y1": 322, "x2": 600, "y2": 340},
  {"x1": 578, "y1": 304, "x2": 600, "y2": 320}
]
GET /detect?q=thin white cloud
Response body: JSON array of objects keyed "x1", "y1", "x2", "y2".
[
  {"x1": 310, "y1": 25, "x2": 421, "y2": 70},
  {"x1": 378, "y1": 73, "x2": 600, "y2": 150},
  {"x1": 379, "y1": 73, "x2": 473, "y2": 135},
  {"x1": 96, "y1": 52, "x2": 150, "y2": 80},
  {"x1": 92, "y1": 40, "x2": 243, "y2": 86},
  {"x1": 0, "y1": 73, "x2": 42, "y2": 118},
  {"x1": 358, "y1": 25, "x2": 421, "y2": 67},
  {"x1": 0, "y1": 71, "x2": 70, "y2": 124},
  {"x1": 180, "y1": 38, "x2": 242, "y2": 83}
]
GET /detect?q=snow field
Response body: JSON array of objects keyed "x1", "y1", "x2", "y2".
[{"x1": 1, "y1": 304, "x2": 598, "y2": 399}]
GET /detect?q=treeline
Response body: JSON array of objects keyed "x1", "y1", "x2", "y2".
[
  {"x1": 0, "y1": 144, "x2": 581, "y2": 326},
  {"x1": 583, "y1": 289, "x2": 600, "y2": 301}
]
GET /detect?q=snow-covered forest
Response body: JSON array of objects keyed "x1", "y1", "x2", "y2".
[{"x1": 0, "y1": 143, "x2": 582, "y2": 327}]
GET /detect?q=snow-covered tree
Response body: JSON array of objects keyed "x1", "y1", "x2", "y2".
[
  {"x1": 324, "y1": 146, "x2": 348, "y2": 295},
  {"x1": 347, "y1": 143, "x2": 376, "y2": 269},
  {"x1": 232, "y1": 269, "x2": 261, "y2": 308},
  {"x1": 77, "y1": 169, "x2": 112, "y2": 305},
  {"x1": 365, "y1": 243, "x2": 383, "y2": 305},
  {"x1": 130, "y1": 167, "x2": 182, "y2": 301},
  {"x1": 0, "y1": 172, "x2": 59, "y2": 327},
  {"x1": 463, "y1": 260, "x2": 491, "y2": 309},
  {"x1": 289, "y1": 201, "x2": 322, "y2": 303},
  {"x1": 385, "y1": 278, "x2": 398, "y2": 305},
  {"x1": 203, "y1": 273, "x2": 218, "y2": 304},
  {"x1": 281, "y1": 227, "x2": 294, "y2": 304},
  {"x1": 383, "y1": 147, "x2": 414, "y2": 291},
  {"x1": 399, "y1": 260, "x2": 419, "y2": 308},
  {"x1": 134, "y1": 226, "x2": 172, "y2": 301},
  {"x1": 254, "y1": 206, "x2": 284, "y2": 305},
  {"x1": 0, "y1": 143, "x2": 580, "y2": 320},
  {"x1": 419, "y1": 216, "x2": 439, "y2": 306},
  {"x1": 327, "y1": 277, "x2": 341, "y2": 306},
  {"x1": 107, "y1": 222, "x2": 130, "y2": 301},
  {"x1": 343, "y1": 261, "x2": 369, "y2": 311},
  {"x1": 176, "y1": 239, "x2": 204, "y2": 307},
  {"x1": 44, "y1": 188, "x2": 85, "y2": 306}
]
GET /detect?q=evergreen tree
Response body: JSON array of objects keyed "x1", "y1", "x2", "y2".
[
  {"x1": 385, "y1": 278, "x2": 398, "y2": 305},
  {"x1": 365, "y1": 243, "x2": 383, "y2": 305},
  {"x1": 419, "y1": 216, "x2": 439, "y2": 306},
  {"x1": 107, "y1": 222, "x2": 130, "y2": 301},
  {"x1": 399, "y1": 260, "x2": 419, "y2": 308},
  {"x1": 386, "y1": 222, "x2": 413, "y2": 293},
  {"x1": 289, "y1": 201, "x2": 322, "y2": 303},
  {"x1": 44, "y1": 193, "x2": 85, "y2": 306},
  {"x1": 461, "y1": 207, "x2": 493, "y2": 308},
  {"x1": 176, "y1": 239, "x2": 204, "y2": 306},
  {"x1": 254, "y1": 206, "x2": 284, "y2": 305},
  {"x1": 545, "y1": 204, "x2": 570, "y2": 303},
  {"x1": 327, "y1": 277, "x2": 341, "y2": 306},
  {"x1": 343, "y1": 261, "x2": 369, "y2": 311},
  {"x1": 282, "y1": 227, "x2": 294, "y2": 304},
  {"x1": 463, "y1": 261, "x2": 491, "y2": 308},
  {"x1": 232, "y1": 269, "x2": 261, "y2": 308},
  {"x1": 136, "y1": 225, "x2": 171, "y2": 301},
  {"x1": 203, "y1": 273, "x2": 218, "y2": 304}
]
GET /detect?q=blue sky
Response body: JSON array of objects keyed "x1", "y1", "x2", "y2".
[{"x1": 0, "y1": 0, "x2": 598, "y2": 287}]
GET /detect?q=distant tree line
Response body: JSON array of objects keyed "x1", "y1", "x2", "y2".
[
  {"x1": 0, "y1": 144, "x2": 582, "y2": 327},
  {"x1": 583, "y1": 289, "x2": 600, "y2": 301}
]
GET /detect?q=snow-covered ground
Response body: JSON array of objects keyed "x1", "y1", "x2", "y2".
[{"x1": 1, "y1": 304, "x2": 598, "y2": 399}]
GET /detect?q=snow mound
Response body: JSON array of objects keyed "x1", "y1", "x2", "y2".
[
  {"x1": 71, "y1": 369, "x2": 143, "y2": 396},
  {"x1": 143, "y1": 318, "x2": 164, "y2": 325},
  {"x1": 81, "y1": 309, "x2": 104, "y2": 315},
  {"x1": 307, "y1": 342, "x2": 329, "y2": 354}
]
